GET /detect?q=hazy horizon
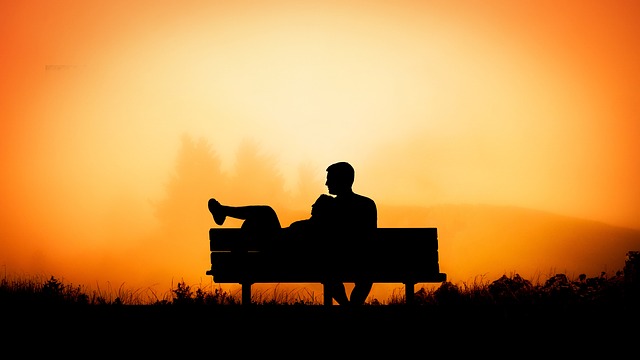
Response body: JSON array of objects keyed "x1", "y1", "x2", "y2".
[{"x1": 2, "y1": 135, "x2": 638, "y2": 301}]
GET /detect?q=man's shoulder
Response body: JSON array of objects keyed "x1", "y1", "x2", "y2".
[
  {"x1": 353, "y1": 192, "x2": 374, "y2": 200},
  {"x1": 353, "y1": 193, "x2": 376, "y2": 206}
]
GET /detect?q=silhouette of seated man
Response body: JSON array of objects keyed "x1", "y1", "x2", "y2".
[{"x1": 208, "y1": 161, "x2": 377, "y2": 306}]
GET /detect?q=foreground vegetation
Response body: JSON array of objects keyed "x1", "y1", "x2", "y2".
[
  {"x1": 2, "y1": 269, "x2": 637, "y2": 308},
  {"x1": 1, "y1": 251, "x2": 637, "y2": 307},
  {"x1": 4, "y1": 253, "x2": 637, "y2": 353}
]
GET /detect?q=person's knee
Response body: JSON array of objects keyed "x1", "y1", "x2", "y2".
[{"x1": 258, "y1": 206, "x2": 281, "y2": 228}]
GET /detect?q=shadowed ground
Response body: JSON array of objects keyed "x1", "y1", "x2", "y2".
[{"x1": 4, "y1": 303, "x2": 637, "y2": 355}]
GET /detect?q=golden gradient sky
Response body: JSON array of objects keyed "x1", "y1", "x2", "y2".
[{"x1": 1, "y1": 1, "x2": 639, "y2": 300}]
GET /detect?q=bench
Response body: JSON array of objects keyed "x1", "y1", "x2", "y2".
[{"x1": 205, "y1": 227, "x2": 446, "y2": 305}]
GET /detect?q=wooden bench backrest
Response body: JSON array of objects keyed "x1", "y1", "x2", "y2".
[
  {"x1": 208, "y1": 227, "x2": 444, "y2": 283},
  {"x1": 209, "y1": 227, "x2": 437, "y2": 250}
]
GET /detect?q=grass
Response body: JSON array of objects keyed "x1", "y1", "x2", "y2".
[
  {"x1": 2, "y1": 249, "x2": 638, "y2": 346},
  {"x1": 1, "y1": 268, "x2": 637, "y2": 307},
  {"x1": 3, "y1": 252, "x2": 637, "y2": 307}
]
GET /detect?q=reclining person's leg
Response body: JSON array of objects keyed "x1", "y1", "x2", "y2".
[
  {"x1": 209, "y1": 199, "x2": 281, "y2": 227},
  {"x1": 208, "y1": 199, "x2": 282, "y2": 245}
]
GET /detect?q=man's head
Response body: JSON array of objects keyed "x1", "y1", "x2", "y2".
[{"x1": 325, "y1": 162, "x2": 355, "y2": 196}]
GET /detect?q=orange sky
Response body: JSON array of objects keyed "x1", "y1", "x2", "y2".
[{"x1": 1, "y1": 1, "x2": 639, "y2": 301}]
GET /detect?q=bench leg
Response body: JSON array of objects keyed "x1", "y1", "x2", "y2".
[
  {"x1": 405, "y1": 283, "x2": 415, "y2": 305},
  {"x1": 241, "y1": 283, "x2": 252, "y2": 305}
]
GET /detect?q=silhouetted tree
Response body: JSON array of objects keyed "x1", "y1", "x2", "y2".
[
  {"x1": 227, "y1": 139, "x2": 290, "y2": 209},
  {"x1": 153, "y1": 134, "x2": 226, "y2": 237}
]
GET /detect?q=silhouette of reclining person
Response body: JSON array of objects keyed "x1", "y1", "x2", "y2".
[{"x1": 208, "y1": 161, "x2": 377, "y2": 306}]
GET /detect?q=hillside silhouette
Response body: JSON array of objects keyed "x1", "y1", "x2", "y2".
[{"x1": 379, "y1": 203, "x2": 640, "y2": 284}]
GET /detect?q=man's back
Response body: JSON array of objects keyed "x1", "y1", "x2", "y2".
[{"x1": 333, "y1": 192, "x2": 377, "y2": 230}]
